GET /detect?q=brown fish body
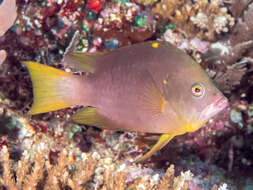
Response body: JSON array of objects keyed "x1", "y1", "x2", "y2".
[
  {"x1": 71, "y1": 42, "x2": 176, "y2": 133},
  {"x1": 76, "y1": 41, "x2": 224, "y2": 134},
  {"x1": 24, "y1": 41, "x2": 228, "y2": 161}
]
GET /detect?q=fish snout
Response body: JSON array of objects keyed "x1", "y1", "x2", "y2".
[
  {"x1": 214, "y1": 96, "x2": 229, "y2": 110},
  {"x1": 199, "y1": 95, "x2": 229, "y2": 122}
]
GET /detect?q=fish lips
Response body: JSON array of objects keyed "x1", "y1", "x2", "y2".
[{"x1": 200, "y1": 96, "x2": 229, "y2": 121}]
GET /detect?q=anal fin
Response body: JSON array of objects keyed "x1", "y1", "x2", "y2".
[{"x1": 135, "y1": 133, "x2": 174, "y2": 162}]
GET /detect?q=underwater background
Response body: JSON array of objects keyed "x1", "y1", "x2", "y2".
[{"x1": 0, "y1": 0, "x2": 253, "y2": 189}]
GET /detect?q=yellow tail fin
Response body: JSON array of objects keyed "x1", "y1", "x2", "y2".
[{"x1": 23, "y1": 61, "x2": 76, "y2": 115}]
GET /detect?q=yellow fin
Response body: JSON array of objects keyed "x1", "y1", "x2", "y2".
[
  {"x1": 23, "y1": 61, "x2": 74, "y2": 115},
  {"x1": 66, "y1": 52, "x2": 106, "y2": 73},
  {"x1": 72, "y1": 107, "x2": 116, "y2": 129},
  {"x1": 135, "y1": 133, "x2": 174, "y2": 162}
]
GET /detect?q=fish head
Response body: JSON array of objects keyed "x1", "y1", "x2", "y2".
[{"x1": 163, "y1": 58, "x2": 228, "y2": 133}]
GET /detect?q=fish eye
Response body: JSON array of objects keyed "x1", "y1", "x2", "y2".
[{"x1": 191, "y1": 82, "x2": 205, "y2": 98}]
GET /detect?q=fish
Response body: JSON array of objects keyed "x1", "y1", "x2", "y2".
[
  {"x1": 23, "y1": 41, "x2": 228, "y2": 162},
  {"x1": 0, "y1": 0, "x2": 17, "y2": 36}
]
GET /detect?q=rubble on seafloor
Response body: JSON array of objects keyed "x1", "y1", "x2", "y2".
[{"x1": 0, "y1": 0, "x2": 253, "y2": 189}]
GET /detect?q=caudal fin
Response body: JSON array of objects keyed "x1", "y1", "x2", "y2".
[{"x1": 23, "y1": 61, "x2": 81, "y2": 115}]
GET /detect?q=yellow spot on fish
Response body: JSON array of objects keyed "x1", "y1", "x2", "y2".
[
  {"x1": 152, "y1": 42, "x2": 159, "y2": 48},
  {"x1": 163, "y1": 79, "x2": 168, "y2": 85},
  {"x1": 160, "y1": 98, "x2": 167, "y2": 113}
]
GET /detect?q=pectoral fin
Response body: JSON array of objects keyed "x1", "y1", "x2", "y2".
[
  {"x1": 140, "y1": 70, "x2": 167, "y2": 116},
  {"x1": 135, "y1": 133, "x2": 175, "y2": 162}
]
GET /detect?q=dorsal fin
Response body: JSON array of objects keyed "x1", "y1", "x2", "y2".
[{"x1": 64, "y1": 52, "x2": 107, "y2": 73}]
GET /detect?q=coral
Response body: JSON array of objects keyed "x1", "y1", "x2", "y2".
[
  {"x1": 87, "y1": 0, "x2": 104, "y2": 13},
  {"x1": 0, "y1": 106, "x2": 229, "y2": 190},
  {"x1": 202, "y1": 2, "x2": 253, "y2": 93},
  {"x1": 211, "y1": 60, "x2": 248, "y2": 93},
  {"x1": 156, "y1": 165, "x2": 193, "y2": 190},
  {"x1": 162, "y1": 28, "x2": 210, "y2": 63},
  {"x1": 0, "y1": 145, "x2": 199, "y2": 190},
  {"x1": 0, "y1": 50, "x2": 7, "y2": 66},
  {"x1": 228, "y1": 0, "x2": 252, "y2": 20},
  {"x1": 152, "y1": 0, "x2": 234, "y2": 40},
  {"x1": 101, "y1": 168, "x2": 127, "y2": 190},
  {"x1": 134, "y1": 0, "x2": 158, "y2": 6},
  {"x1": 92, "y1": 1, "x2": 156, "y2": 49},
  {"x1": 210, "y1": 2, "x2": 253, "y2": 65},
  {"x1": 162, "y1": 29, "x2": 210, "y2": 53},
  {"x1": 0, "y1": 1, "x2": 253, "y2": 190},
  {"x1": 0, "y1": 145, "x2": 97, "y2": 190}
]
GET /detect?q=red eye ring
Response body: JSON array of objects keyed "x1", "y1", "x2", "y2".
[{"x1": 191, "y1": 82, "x2": 205, "y2": 97}]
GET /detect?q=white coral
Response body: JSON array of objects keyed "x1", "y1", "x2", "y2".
[
  {"x1": 190, "y1": 13, "x2": 209, "y2": 29},
  {"x1": 214, "y1": 15, "x2": 228, "y2": 33},
  {"x1": 218, "y1": 183, "x2": 228, "y2": 190}
]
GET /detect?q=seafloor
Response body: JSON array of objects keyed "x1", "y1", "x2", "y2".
[{"x1": 0, "y1": 0, "x2": 253, "y2": 189}]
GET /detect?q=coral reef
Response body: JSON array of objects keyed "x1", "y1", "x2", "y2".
[
  {"x1": 0, "y1": 106, "x2": 230, "y2": 190},
  {"x1": 91, "y1": 0, "x2": 156, "y2": 50},
  {"x1": 0, "y1": 50, "x2": 7, "y2": 66},
  {"x1": 0, "y1": 144, "x2": 226, "y2": 190},
  {"x1": 0, "y1": 145, "x2": 97, "y2": 190},
  {"x1": 152, "y1": 0, "x2": 234, "y2": 41},
  {"x1": 0, "y1": 0, "x2": 252, "y2": 189},
  {"x1": 202, "y1": 1, "x2": 253, "y2": 93},
  {"x1": 134, "y1": 0, "x2": 158, "y2": 6}
]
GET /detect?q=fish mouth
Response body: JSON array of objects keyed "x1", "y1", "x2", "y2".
[
  {"x1": 213, "y1": 96, "x2": 229, "y2": 110},
  {"x1": 200, "y1": 96, "x2": 229, "y2": 121},
  {"x1": 184, "y1": 96, "x2": 229, "y2": 133}
]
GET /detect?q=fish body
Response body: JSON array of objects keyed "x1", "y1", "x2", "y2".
[
  {"x1": 24, "y1": 41, "x2": 228, "y2": 161},
  {"x1": 0, "y1": 0, "x2": 17, "y2": 36}
]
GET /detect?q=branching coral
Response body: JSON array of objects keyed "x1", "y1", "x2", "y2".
[
  {"x1": 0, "y1": 145, "x2": 97, "y2": 190},
  {"x1": 202, "y1": 2, "x2": 253, "y2": 93},
  {"x1": 156, "y1": 165, "x2": 193, "y2": 190},
  {"x1": 152, "y1": 0, "x2": 234, "y2": 40},
  {"x1": 0, "y1": 144, "x2": 197, "y2": 190},
  {"x1": 101, "y1": 168, "x2": 127, "y2": 190}
]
